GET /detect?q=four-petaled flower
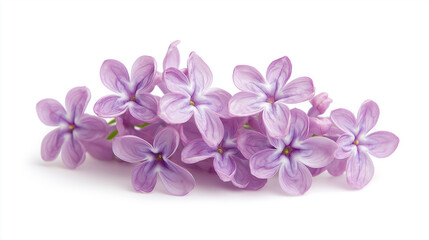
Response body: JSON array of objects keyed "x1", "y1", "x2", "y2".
[
  {"x1": 330, "y1": 100, "x2": 399, "y2": 189},
  {"x1": 245, "y1": 109, "x2": 337, "y2": 195},
  {"x1": 229, "y1": 57, "x2": 315, "y2": 139},
  {"x1": 36, "y1": 87, "x2": 108, "y2": 168},
  {"x1": 94, "y1": 56, "x2": 159, "y2": 122},
  {"x1": 112, "y1": 127, "x2": 195, "y2": 196},
  {"x1": 159, "y1": 52, "x2": 231, "y2": 147}
]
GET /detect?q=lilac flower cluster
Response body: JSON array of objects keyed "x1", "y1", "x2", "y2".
[{"x1": 36, "y1": 41, "x2": 399, "y2": 196}]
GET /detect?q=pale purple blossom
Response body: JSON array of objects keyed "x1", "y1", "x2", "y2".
[
  {"x1": 229, "y1": 57, "x2": 315, "y2": 139},
  {"x1": 93, "y1": 56, "x2": 159, "y2": 122},
  {"x1": 246, "y1": 109, "x2": 337, "y2": 195},
  {"x1": 159, "y1": 52, "x2": 231, "y2": 147},
  {"x1": 330, "y1": 100, "x2": 399, "y2": 189},
  {"x1": 36, "y1": 87, "x2": 108, "y2": 168},
  {"x1": 112, "y1": 127, "x2": 195, "y2": 196}
]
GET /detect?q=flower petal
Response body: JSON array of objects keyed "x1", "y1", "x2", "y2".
[
  {"x1": 75, "y1": 114, "x2": 108, "y2": 142},
  {"x1": 357, "y1": 100, "x2": 379, "y2": 135},
  {"x1": 327, "y1": 158, "x2": 347, "y2": 176},
  {"x1": 335, "y1": 134, "x2": 355, "y2": 159},
  {"x1": 81, "y1": 139, "x2": 115, "y2": 161},
  {"x1": 179, "y1": 117, "x2": 202, "y2": 145},
  {"x1": 276, "y1": 77, "x2": 315, "y2": 104},
  {"x1": 231, "y1": 157, "x2": 251, "y2": 188},
  {"x1": 289, "y1": 108, "x2": 309, "y2": 140},
  {"x1": 129, "y1": 93, "x2": 159, "y2": 122},
  {"x1": 237, "y1": 130, "x2": 271, "y2": 159},
  {"x1": 41, "y1": 128, "x2": 65, "y2": 161},
  {"x1": 163, "y1": 67, "x2": 194, "y2": 95},
  {"x1": 308, "y1": 117, "x2": 333, "y2": 136},
  {"x1": 100, "y1": 59, "x2": 130, "y2": 93},
  {"x1": 363, "y1": 131, "x2": 399, "y2": 158},
  {"x1": 199, "y1": 88, "x2": 232, "y2": 118},
  {"x1": 159, "y1": 93, "x2": 193, "y2": 124},
  {"x1": 233, "y1": 65, "x2": 266, "y2": 93},
  {"x1": 229, "y1": 92, "x2": 266, "y2": 117},
  {"x1": 112, "y1": 135, "x2": 154, "y2": 163},
  {"x1": 330, "y1": 108, "x2": 357, "y2": 134},
  {"x1": 187, "y1": 52, "x2": 212, "y2": 93},
  {"x1": 61, "y1": 136, "x2": 85, "y2": 169},
  {"x1": 131, "y1": 55, "x2": 157, "y2": 92},
  {"x1": 346, "y1": 149, "x2": 374, "y2": 189},
  {"x1": 132, "y1": 161, "x2": 158, "y2": 193},
  {"x1": 65, "y1": 86, "x2": 91, "y2": 121},
  {"x1": 36, "y1": 99, "x2": 67, "y2": 126},
  {"x1": 292, "y1": 136, "x2": 337, "y2": 168},
  {"x1": 266, "y1": 56, "x2": 292, "y2": 89},
  {"x1": 308, "y1": 92, "x2": 332, "y2": 117},
  {"x1": 262, "y1": 102, "x2": 291, "y2": 139},
  {"x1": 307, "y1": 167, "x2": 326, "y2": 177},
  {"x1": 159, "y1": 159, "x2": 196, "y2": 196},
  {"x1": 93, "y1": 95, "x2": 128, "y2": 118},
  {"x1": 153, "y1": 127, "x2": 180, "y2": 158},
  {"x1": 213, "y1": 153, "x2": 237, "y2": 181},
  {"x1": 181, "y1": 138, "x2": 215, "y2": 164},
  {"x1": 279, "y1": 161, "x2": 312, "y2": 195},
  {"x1": 249, "y1": 149, "x2": 283, "y2": 178},
  {"x1": 194, "y1": 108, "x2": 224, "y2": 147},
  {"x1": 163, "y1": 40, "x2": 180, "y2": 70}
]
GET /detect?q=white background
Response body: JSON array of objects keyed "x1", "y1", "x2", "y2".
[{"x1": 1, "y1": 0, "x2": 428, "y2": 239}]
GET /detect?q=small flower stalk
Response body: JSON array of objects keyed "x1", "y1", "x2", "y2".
[{"x1": 36, "y1": 41, "x2": 399, "y2": 195}]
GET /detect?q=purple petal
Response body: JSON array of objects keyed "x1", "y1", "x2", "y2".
[
  {"x1": 249, "y1": 149, "x2": 283, "y2": 178},
  {"x1": 112, "y1": 135, "x2": 153, "y2": 163},
  {"x1": 279, "y1": 161, "x2": 312, "y2": 195},
  {"x1": 229, "y1": 92, "x2": 266, "y2": 117},
  {"x1": 266, "y1": 56, "x2": 292, "y2": 89},
  {"x1": 163, "y1": 40, "x2": 180, "y2": 70},
  {"x1": 357, "y1": 100, "x2": 379, "y2": 135},
  {"x1": 132, "y1": 161, "x2": 158, "y2": 193},
  {"x1": 231, "y1": 157, "x2": 251, "y2": 188},
  {"x1": 276, "y1": 77, "x2": 315, "y2": 104},
  {"x1": 327, "y1": 158, "x2": 347, "y2": 176},
  {"x1": 61, "y1": 137, "x2": 86, "y2": 169},
  {"x1": 100, "y1": 59, "x2": 130, "y2": 93},
  {"x1": 330, "y1": 108, "x2": 357, "y2": 134},
  {"x1": 292, "y1": 136, "x2": 337, "y2": 168},
  {"x1": 159, "y1": 93, "x2": 193, "y2": 124},
  {"x1": 65, "y1": 86, "x2": 90, "y2": 121},
  {"x1": 200, "y1": 88, "x2": 232, "y2": 118},
  {"x1": 159, "y1": 159, "x2": 196, "y2": 196},
  {"x1": 179, "y1": 117, "x2": 202, "y2": 145},
  {"x1": 153, "y1": 127, "x2": 180, "y2": 158},
  {"x1": 187, "y1": 52, "x2": 212, "y2": 93},
  {"x1": 41, "y1": 128, "x2": 65, "y2": 161},
  {"x1": 335, "y1": 134, "x2": 355, "y2": 159},
  {"x1": 346, "y1": 149, "x2": 374, "y2": 189},
  {"x1": 93, "y1": 95, "x2": 128, "y2": 118},
  {"x1": 181, "y1": 138, "x2": 215, "y2": 163},
  {"x1": 75, "y1": 114, "x2": 108, "y2": 142},
  {"x1": 237, "y1": 130, "x2": 271, "y2": 159},
  {"x1": 307, "y1": 166, "x2": 326, "y2": 177},
  {"x1": 81, "y1": 139, "x2": 115, "y2": 161},
  {"x1": 129, "y1": 93, "x2": 159, "y2": 122},
  {"x1": 363, "y1": 131, "x2": 399, "y2": 158},
  {"x1": 213, "y1": 153, "x2": 237, "y2": 181},
  {"x1": 163, "y1": 68, "x2": 194, "y2": 95},
  {"x1": 308, "y1": 92, "x2": 332, "y2": 117},
  {"x1": 308, "y1": 117, "x2": 333, "y2": 136},
  {"x1": 131, "y1": 55, "x2": 156, "y2": 92},
  {"x1": 233, "y1": 65, "x2": 266, "y2": 93},
  {"x1": 36, "y1": 99, "x2": 66, "y2": 126},
  {"x1": 194, "y1": 108, "x2": 224, "y2": 147},
  {"x1": 262, "y1": 102, "x2": 291, "y2": 139},
  {"x1": 289, "y1": 108, "x2": 309, "y2": 140}
]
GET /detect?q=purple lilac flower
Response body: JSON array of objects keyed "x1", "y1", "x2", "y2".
[
  {"x1": 244, "y1": 109, "x2": 337, "y2": 195},
  {"x1": 330, "y1": 100, "x2": 399, "y2": 189},
  {"x1": 182, "y1": 118, "x2": 266, "y2": 189},
  {"x1": 112, "y1": 127, "x2": 195, "y2": 196},
  {"x1": 36, "y1": 87, "x2": 108, "y2": 168},
  {"x1": 229, "y1": 57, "x2": 315, "y2": 139},
  {"x1": 93, "y1": 56, "x2": 159, "y2": 122},
  {"x1": 159, "y1": 52, "x2": 231, "y2": 147}
]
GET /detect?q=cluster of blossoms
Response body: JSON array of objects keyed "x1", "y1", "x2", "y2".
[{"x1": 36, "y1": 41, "x2": 399, "y2": 196}]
